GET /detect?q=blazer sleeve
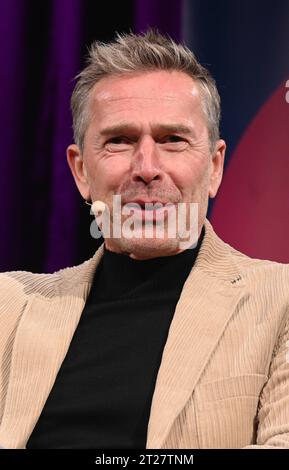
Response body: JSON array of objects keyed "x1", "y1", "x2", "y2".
[{"x1": 243, "y1": 308, "x2": 289, "y2": 448}]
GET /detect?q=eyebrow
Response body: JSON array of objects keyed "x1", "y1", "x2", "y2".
[{"x1": 98, "y1": 122, "x2": 196, "y2": 137}]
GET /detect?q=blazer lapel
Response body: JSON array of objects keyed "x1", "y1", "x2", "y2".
[
  {"x1": 146, "y1": 220, "x2": 246, "y2": 448},
  {"x1": 0, "y1": 245, "x2": 104, "y2": 449}
]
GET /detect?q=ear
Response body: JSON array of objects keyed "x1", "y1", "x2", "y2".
[
  {"x1": 208, "y1": 139, "x2": 226, "y2": 198},
  {"x1": 66, "y1": 144, "x2": 91, "y2": 200}
]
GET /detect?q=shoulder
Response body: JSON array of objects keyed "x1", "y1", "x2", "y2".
[
  {"x1": 0, "y1": 270, "x2": 61, "y2": 300},
  {"x1": 0, "y1": 264, "x2": 85, "y2": 298},
  {"x1": 227, "y1": 241, "x2": 289, "y2": 280},
  {"x1": 0, "y1": 244, "x2": 104, "y2": 300},
  {"x1": 217, "y1": 237, "x2": 289, "y2": 328},
  {"x1": 203, "y1": 219, "x2": 289, "y2": 282},
  {"x1": 0, "y1": 251, "x2": 104, "y2": 346}
]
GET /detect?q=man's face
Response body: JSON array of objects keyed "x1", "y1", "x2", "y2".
[{"x1": 67, "y1": 70, "x2": 225, "y2": 259}]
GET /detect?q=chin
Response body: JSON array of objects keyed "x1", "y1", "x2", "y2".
[{"x1": 115, "y1": 236, "x2": 183, "y2": 260}]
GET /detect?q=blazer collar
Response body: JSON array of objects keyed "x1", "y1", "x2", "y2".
[{"x1": 0, "y1": 219, "x2": 245, "y2": 448}]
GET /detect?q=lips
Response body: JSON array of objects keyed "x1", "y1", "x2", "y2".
[
  {"x1": 124, "y1": 199, "x2": 173, "y2": 208},
  {"x1": 124, "y1": 200, "x2": 176, "y2": 222}
]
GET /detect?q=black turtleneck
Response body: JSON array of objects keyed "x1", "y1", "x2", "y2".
[{"x1": 26, "y1": 229, "x2": 204, "y2": 449}]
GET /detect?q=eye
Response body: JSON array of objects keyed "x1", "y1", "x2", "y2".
[
  {"x1": 159, "y1": 135, "x2": 188, "y2": 151},
  {"x1": 104, "y1": 136, "x2": 132, "y2": 152},
  {"x1": 106, "y1": 136, "x2": 129, "y2": 145},
  {"x1": 162, "y1": 135, "x2": 185, "y2": 143}
]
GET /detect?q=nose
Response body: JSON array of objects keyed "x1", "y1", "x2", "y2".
[{"x1": 131, "y1": 135, "x2": 162, "y2": 185}]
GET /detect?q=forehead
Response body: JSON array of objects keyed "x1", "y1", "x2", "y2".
[{"x1": 88, "y1": 70, "x2": 204, "y2": 125}]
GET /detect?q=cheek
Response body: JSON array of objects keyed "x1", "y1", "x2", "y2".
[
  {"x1": 88, "y1": 156, "x2": 130, "y2": 191},
  {"x1": 169, "y1": 159, "x2": 209, "y2": 197}
]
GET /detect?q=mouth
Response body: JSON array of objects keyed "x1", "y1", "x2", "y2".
[
  {"x1": 124, "y1": 200, "x2": 176, "y2": 222},
  {"x1": 125, "y1": 199, "x2": 173, "y2": 209}
]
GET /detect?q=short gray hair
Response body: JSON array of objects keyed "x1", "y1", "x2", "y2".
[{"x1": 71, "y1": 29, "x2": 221, "y2": 152}]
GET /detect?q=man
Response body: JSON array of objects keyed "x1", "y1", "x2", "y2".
[{"x1": 0, "y1": 30, "x2": 288, "y2": 449}]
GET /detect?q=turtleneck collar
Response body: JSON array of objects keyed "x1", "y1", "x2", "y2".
[{"x1": 90, "y1": 227, "x2": 205, "y2": 300}]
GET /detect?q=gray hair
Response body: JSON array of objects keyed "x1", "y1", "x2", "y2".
[{"x1": 71, "y1": 29, "x2": 221, "y2": 152}]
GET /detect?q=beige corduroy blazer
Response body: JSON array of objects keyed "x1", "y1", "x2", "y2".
[{"x1": 0, "y1": 219, "x2": 289, "y2": 449}]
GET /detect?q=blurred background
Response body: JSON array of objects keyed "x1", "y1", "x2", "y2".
[{"x1": 0, "y1": 0, "x2": 288, "y2": 272}]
